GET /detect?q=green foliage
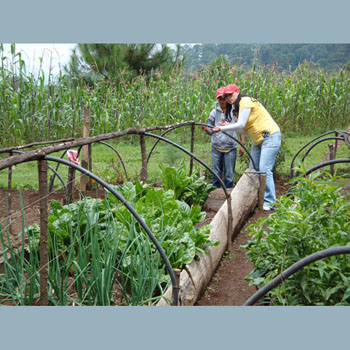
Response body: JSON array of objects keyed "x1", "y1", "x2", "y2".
[
  {"x1": 67, "y1": 44, "x2": 183, "y2": 85},
  {"x1": 243, "y1": 171, "x2": 350, "y2": 305},
  {"x1": 1, "y1": 44, "x2": 350, "y2": 148},
  {"x1": 182, "y1": 44, "x2": 350, "y2": 71},
  {"x1": 106, "y1": 181, "x2": 218, "y2": 268},
  {"x1": 0, "y1": 180, "x2": 217, "y2": 305},
  {"x1": 160, "y1": 161, "x2": 216, "y2": 207}
]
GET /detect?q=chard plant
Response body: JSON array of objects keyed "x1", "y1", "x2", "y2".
[{"x1": 160, "y1": 161, "x2": 216, "y2": 207}]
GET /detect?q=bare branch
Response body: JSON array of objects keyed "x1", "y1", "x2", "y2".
[{"x1": 0, "y1": 122, "x2": 195, "y2": 171}]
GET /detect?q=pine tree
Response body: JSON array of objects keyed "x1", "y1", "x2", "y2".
[{"x1": 65, "y1": 44, "x2": 183, "y2": 85}]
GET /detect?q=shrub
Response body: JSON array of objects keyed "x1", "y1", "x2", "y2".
[{"x1": 243, "y1": 171, "x2": 350, "y2": 305}]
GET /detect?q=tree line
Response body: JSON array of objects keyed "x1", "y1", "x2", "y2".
[
  {"x1": 3, "y1": 43, "x2": 350, "y2": 88},
  {"x1": 63, "y1": 44, "x2": 350, "y2": 86},
  {"x1": 181, "y1": 44, "x2": 350, "y2": 72}
]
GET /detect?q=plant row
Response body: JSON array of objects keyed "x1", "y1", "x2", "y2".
[
  {"x1": 244, "y1": 169, "x2": 350, "y2": 305},
  {"x1": 0, "y1": 165, "x2": 217, "y2": 305}
]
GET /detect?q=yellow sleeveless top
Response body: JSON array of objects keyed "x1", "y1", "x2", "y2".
[{"x1": 239, "y1": 96, "x2": 279, "y2": 145}]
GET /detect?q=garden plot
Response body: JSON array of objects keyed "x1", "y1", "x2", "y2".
[{"x1": 0, "y1": 168, "x2": 263, "y2": 306}]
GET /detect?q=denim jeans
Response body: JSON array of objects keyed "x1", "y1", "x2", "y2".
[
  {"x1": 212, "y1": 146, "x2": 237, "y2": 188},
  {"x1": 249, "y1": 131, "x2": 281, "y2": 206}
]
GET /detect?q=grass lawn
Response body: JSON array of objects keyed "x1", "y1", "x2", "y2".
[{"x1": 0, "y1": 130, "x2": 349, "y2": 191}]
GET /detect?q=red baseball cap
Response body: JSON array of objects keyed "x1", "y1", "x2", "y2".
[
  {"x1": 224, "y1": 84, "x2": 239, "y2": 94},
  {"x1": 216, "y1": 87, "x2": 225, "y2": 99}
]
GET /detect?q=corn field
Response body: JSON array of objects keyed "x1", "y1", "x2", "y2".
[{"x1": 1, "y1": 45, "x2": 350, "y2": 148}]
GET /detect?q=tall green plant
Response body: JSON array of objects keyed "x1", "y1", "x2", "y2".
[
  {"x1": 1, "y1": 44, "x2": 350, "y2": 147},
  {"x1": 243, "y1": 170, "x2": 350, "y2": 305}
]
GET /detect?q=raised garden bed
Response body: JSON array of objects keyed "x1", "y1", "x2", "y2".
[{"x1": 157, "y1": 170, "x2": 261, "y2": 305}]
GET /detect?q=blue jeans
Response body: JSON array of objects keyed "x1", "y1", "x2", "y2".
[
  {"x1": 249, "y1": 131, "x2": 281, "y2": 206},
  {"x1": 212, "y1": 146, "x2": 237, "y2": 188}
]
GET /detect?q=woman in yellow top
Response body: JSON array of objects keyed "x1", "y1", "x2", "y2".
[{"x1": 213, "y1": 84, "x2": 281, "y2": 210}]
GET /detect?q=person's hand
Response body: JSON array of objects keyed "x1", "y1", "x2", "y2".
[
  {"x1": 220, "y1": 120, "x2": 230, "y2": 126},
  {"x1": 212, "y1": 126, "x2": 221, "y2": 133},
  {"x1": 201, "y1": 125, "x2": 211, "y2": 134},
  {"x1": 239, "y1": 146, "x2": 245, "y2": 157}
]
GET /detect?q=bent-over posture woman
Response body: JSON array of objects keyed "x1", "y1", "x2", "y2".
[{"x1": 213, "y1": 84, "x2": 281, "y2": 210}]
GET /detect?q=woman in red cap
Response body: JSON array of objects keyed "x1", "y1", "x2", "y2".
[
  {"x1": 202, "y1": 86, "x2": 245, "y2": 188},
  {"x1": 213, "y1": 84, "x2": 281, "y2": 210}
]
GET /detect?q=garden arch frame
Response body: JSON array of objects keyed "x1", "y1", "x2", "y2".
[
  {"x1": 290, "y1": 130, "x2": 350, "y2": 177},
  {"x1": 244, "y1": 246, "x2": 350, "y2": 305},
  {"x1": 0, "y1": 122, "x2": 256, "y2": 306}
]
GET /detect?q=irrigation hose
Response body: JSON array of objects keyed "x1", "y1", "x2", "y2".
[
  {"x1": 146, "y1": 122, "x2": 257, "y2": 171},
  {"x1": 300, "y1": 136, "x2": 344, "y2": 163},
  {"x1": 76, "y1": 141, "x2": 130, "y2": 181},
  {"x1": 11, "y1": 149, "x2": 68, "y2": 194},
  {"x1": 288, "y1": 158, "x2": 350, "y2": 193},
  {"x1": 147, "y1": 122, "x2": 195, "y2": 163},
  {"x1": 290, "y1": 130, "x2": 350, "y2": 176},
  {"x1": 244, "y1": 246, "x2": 350, "y2": 306},
  {"x1": 144, "y1": 132, "x2": 230, "y2": 198}
]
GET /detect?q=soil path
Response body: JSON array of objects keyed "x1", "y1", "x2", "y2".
[{"x1": 196, "y1": 178, "x2": 289, "y2": 306}]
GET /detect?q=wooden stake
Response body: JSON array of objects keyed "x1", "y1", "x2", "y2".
[
  {"x1": 7, "y1": 151, "x2": 13, "y2": 235},
  {"x1": 88, "y1": 143, "x2": 92, "y2": 190},
  {"x1": 328, "y1": 143, "x2": 335, "y2": 176},
  {"x1": 258, "y1": 173, "x2": 267, "y2": 210},
  {"x1": 66, "y1": 167, "x2": 75, "y2": 205},
  {"x1": 38, "y1": 159, "x2": 49, "y2": 306},
  {"x1": 173, "y1": 268, "x2": 182, "y2": 306},
  {"x1": 189, "y1": 123, "x2": 195, "y2": 176},
  {"x1": 226, "y1": 192, "x2": 233, "y2": 250},
  {"x1": 80, "y1": 106, "x2": 90, "y2": 193},
  {"x1": 139, "y1": 134, "x2": 148, "y2": 182}
]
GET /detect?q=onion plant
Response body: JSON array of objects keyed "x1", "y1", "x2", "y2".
[
  {"x1": 0, "y1": 178, "x2": 215, "y2": 306},
  {"x1": 0, "y1": 191, "x2": 40, "y2": 305}
]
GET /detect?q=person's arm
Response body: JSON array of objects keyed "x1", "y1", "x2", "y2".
[
  {"x1": 213, "y1": 108, "x2": 251, "y2": 132},
  {"x1": 201, "y1": 110, "x2": 215, "y2": 135}
]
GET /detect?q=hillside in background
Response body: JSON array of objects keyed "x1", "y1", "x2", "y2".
[{"x1": 182, "y1": 44, "x2": 350, "y2": 71}]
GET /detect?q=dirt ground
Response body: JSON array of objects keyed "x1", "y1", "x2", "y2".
[
  {"x1": 0, "y1": 178, "x2": 290, "y2": 306},
  {"x1": 195, "y1": 177, "x2": 290, "y2": 306},
  {"x1": 0, "y1": 188, "x2": 106, "y2": 248}
]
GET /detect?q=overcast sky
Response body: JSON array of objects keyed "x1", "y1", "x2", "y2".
[
  {"x1": 1, "y1": 43, "x2": 194, "y2": 78},
  {"x1": 2, "y1": 43, "x2": 77, "y2": 76}
]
